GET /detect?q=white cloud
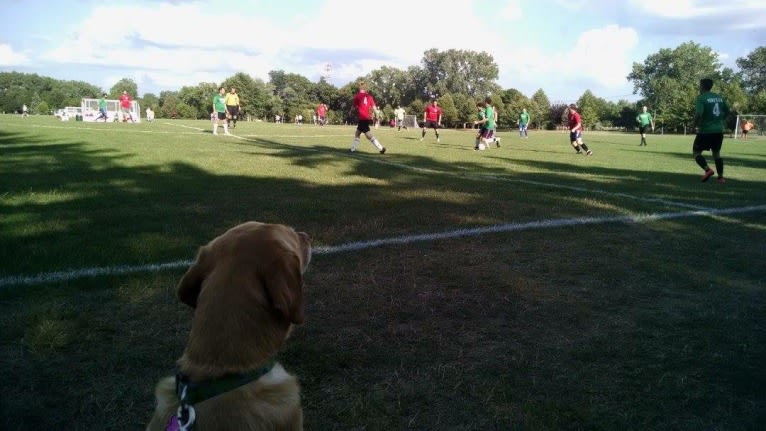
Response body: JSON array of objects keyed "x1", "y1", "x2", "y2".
[
  {"x1": 0, "y1": 43, "x2": 29, "y2": 66},
  {"x1": 499, "y1": 0, "x2": 523, "y2": 21},
  {"x1": 496, "y1": 24, "x2": 638, "y2": 100}
]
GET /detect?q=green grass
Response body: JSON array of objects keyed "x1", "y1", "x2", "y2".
[{"x1": 1, "y1": 114, "x2": 765, "y2": 430}]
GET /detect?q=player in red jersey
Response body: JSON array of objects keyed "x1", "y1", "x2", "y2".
[
  {"x1": 119, "y1": 90, "x2": 135, "y2": 123},
  {"x1": 350, "y1": 81, "x2": 386, "y2": 154},
  {"x1": 567, "y1": 104, "x2": 592, "y2": 156},
  {"x1": 316, "y1": 103, "x2": 328, "y2": 126},
  {"x1": 420, "y1": 98, "x2": 442, "y2": 143}
]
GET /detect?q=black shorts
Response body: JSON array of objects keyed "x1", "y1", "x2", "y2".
[
  {"x1": 693, "y1": 133, "x2": 724, "y2": 153},
  {"x1": 742, "y1": 129, "x2": 749, "y2": 135},
  {"x1": 216, "y1": 112, "x2": 227, "y2": 120},
  {"x1": 357, "y1": 119, "x2": 372, "y2": 133},
  {"x1": 424, "y1": 120, "x2": 439, "y2": 129},
  {"x1": 639, "y1": 125, "x2": 651, "y2": 134},
  {"x1": 226, "y1": 105, "x2": 239, "y2": 118}
]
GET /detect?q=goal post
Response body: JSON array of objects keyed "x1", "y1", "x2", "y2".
[
  {"x1": 734, "y1": 114, "x2": 764, "y2": 139},
  {"x1": 403, "y1": 114, "x2": 419, "y2": 129}
]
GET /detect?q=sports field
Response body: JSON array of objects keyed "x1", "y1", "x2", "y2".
[{"x1": 1, "y1": 115, "x2": 765, "y2": 430}]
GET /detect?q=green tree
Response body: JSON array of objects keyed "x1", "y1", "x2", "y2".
[
  {"x1": 141, "y1": 93, "x2": 159, "y2": 111},
  {"x1": 530, "y1": 89, "x2": 551, "y2": 129},
  {"x1": 222, "y1": 72, "x2": 272, "y2": 120},
  {"x1": 108, "y1": 78, "x2": 139, "y2": 99},
  {"x1": 419, "y1": 49, "x2": 501, "y2": 99},
  {"x1": 627, "y1": 41, "x2": 724, "y2": 130},
  {"x1": 500, "y1": 88, "x2": 529, "y2": 129},
  {"x1": 736, "y1": 46, "x2": 766, "y2": 94},
  {"x1": 451, "y1": 92, "x2": 476, "y2": 127},
  {"x1": 37, "y1": 100, "x2": 50, "y2": 115},
  {"x1": 438, "y1": 93, "x2": 458, "y2": 127}
]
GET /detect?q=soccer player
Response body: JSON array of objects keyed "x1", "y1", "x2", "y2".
[
  {"x1": 119, "y1": 90, "x2": 135, "y2": 123},
  {"x1": 350, "y1": 80, "x2": 386, "y2": 154},
  {"x1": 316, "y1": 102, "x2": 328, "y2": 126},
  {"x1": 22, "y1": 104, "x2": 28, "y2": 118},
  {"x1": 224, "y1": 87, "x2": 240, "y2": 128},
  {"x1": 212, "y1": 86, "x2": 230, "y2": 136},
  {"x1": 473, "y1": 97, "x2": 496, "y2": 149},
  {"x1": 394, "y1": 105, "x2": 407, "y2": 131},
  {"x1": 420, "y1": 99, "x2": 442, "y2": 143},
  {"x1": 518, "y1": 108, "x2": 530, "y2": 138},
  {"x1": 693, "y1": 78, "x2": 729, "y2": 183},
  {"x1": 636, "y1": 106, "x2": 654, "y2": 146},
  {"x1": 567, "y1": 104, "x2": 592, "y2": 156},
  {"x1": 96, "y1": 94, "x2": 109, "y2": 122}
]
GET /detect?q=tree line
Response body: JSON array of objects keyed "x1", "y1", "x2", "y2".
[{"x1": 2, "y1": 43, "x2": 764, "y2": 132}]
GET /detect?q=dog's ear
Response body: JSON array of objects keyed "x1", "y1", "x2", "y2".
[
  {"x1": 177, "y1": 246, "x2": 209, "y2": 309},
  {"x1": 263, "y1": 250, "x2": 304, "y2": 324}
]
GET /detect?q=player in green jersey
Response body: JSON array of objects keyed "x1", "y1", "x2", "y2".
[
  {"x1": 212, "y1": 86, "x2": 230, "y2": 136},
  {"x1": 693, "y1": 78, "x2": 729, "y2": 183},
  {"x1": 518, "y1": 108, "x2": 530, "y2": 138},
  {"x1": 636, "y1": 106, "x2": 654, "y2": 146}
]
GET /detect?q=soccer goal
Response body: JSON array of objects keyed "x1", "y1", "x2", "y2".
[
  {"x1": 403, "y1": 114, "x2": 419, "y2": 129},
  {"x1": 734, "y1": 114, "x2": 764, "y2": 139},
  {"x1": 81, "y1": 98, "x2": 141, "y2": 123}
]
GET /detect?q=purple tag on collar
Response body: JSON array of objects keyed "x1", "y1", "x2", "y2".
[{"x1": 166, "y1": 415, "x2": 180, "y2": 431}]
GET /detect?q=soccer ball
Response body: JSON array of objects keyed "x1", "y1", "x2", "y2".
[{"x1": 478, "y1": 143, "x2": 486, "y2": 151}]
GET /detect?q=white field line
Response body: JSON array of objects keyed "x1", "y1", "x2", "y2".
[{"x1": 1, "y1": 204, "x2": 765, "y2": 289}]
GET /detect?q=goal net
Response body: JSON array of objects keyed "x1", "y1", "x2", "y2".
[
  {"x1": 80, "y1": 98, "x2": 141, "y2": 123},
  {"x1": 734, "y1": 114, "x2": 764, "y2": 139},
  {"x1": 403, "y1": 114, "x2": 419, "y2": 129}
]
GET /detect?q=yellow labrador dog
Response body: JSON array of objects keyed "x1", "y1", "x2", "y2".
[{"x1": 146, "y1": 222, "x2": 311, "y2": 431}]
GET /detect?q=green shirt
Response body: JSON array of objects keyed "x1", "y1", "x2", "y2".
[
  {"x1": 99, "y1": 98, "x2": 107, "y2": 110},
  {"x1": 213, "y1": 94, "x2": 226, "y2": 113},
  {"x1": 485, "y1": 106, "x2": 495, "y2": 130},
  {"x1": 695, "y1": 91, "x2": 729, "y2": 134},
  {"x1": 636, "y1": 112, "x2": 652, "y2": 127},
  {"x1": 519, "y1": 112, "x2": 529, "y2": 125}
]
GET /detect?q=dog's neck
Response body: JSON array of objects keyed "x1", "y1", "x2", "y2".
[{"x1": 178, "y1": 312, "x2": 290, "y2": 381}]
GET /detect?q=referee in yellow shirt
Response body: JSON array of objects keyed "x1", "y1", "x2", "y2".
[{"x1": 224, "y1": 87, "x2": 240, "y2": 128}]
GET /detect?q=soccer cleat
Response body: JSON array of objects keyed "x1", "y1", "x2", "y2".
[
  {"x1": 575, "y1": 150, "x2": 582, "y2": 154},
  {"x1": 419, "y1": 138, "x2": 424, "y2": 142},
  {"x1": 380, "y1": 147, "x2": 386, "y2": 154},
  {"x1": 701, "y1": 169, "x2": 715, "y2": 182},
  {"x1": 495, "y1": 138, "x2": 501, "y2": 148},
  {"x1": 436, "y1": 138, "x2": 440, "y2": 143},
  {"x1": 586, "y1": 150, "x2": 593, "y2": 156},
  {"x1": 716, "y1": 177, "x2": 726, "y2": 184}
]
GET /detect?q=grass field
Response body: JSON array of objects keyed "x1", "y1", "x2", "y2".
[{"x1": 1, "y1": 114, "x2": 765, "y2": 430}]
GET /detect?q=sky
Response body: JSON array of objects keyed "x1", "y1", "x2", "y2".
[{"x1": 1, "y1": 0, "x2": 764, "y2": 103}]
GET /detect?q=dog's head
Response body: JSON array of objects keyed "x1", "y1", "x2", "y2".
[{"x1": 177, "y1": 221, "x2": 311, "y2": 325}]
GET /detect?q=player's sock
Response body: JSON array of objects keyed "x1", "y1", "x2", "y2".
[
  {"x1": 213, "y1": 124, "x2": 218, "y2": 134},
  {"x1": 714, "y1": 158, "x2": 724, "y2": 177},
  {"x1": 695, "y1": 155, "x2": 708, "y2": 170},
  {"x1": 573, "y1": 145, "x2": 581, "y2": 152},
  {"x1": 372, "y1": 137, "x2": 383, "y2": 150},
  {"x1": 580, "y1": 143, "x2": 590, "y2": 152},
  {"x1": 351, "y1": 137, "x2": 360, "y2": 151}
]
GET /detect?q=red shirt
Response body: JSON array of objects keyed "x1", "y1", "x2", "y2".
[
  {"x1": 424, "y1": 104, "x2": 441, "y2": 122},
  {"x1": 353, "y1": 91, "x2": 375, "y2": 121},
  {"x1": 568, "y1": 111, "x2": 582, "y2": 131},
  {"x1": 119, "y1": 94, "x2": 131, "y2": 109},
  {"x1": 316, "y1": 104, "x2": 327, "y2": 116}
]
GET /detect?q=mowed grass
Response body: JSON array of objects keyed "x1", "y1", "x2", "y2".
[{"x1": 0, "y1": 114, "x2": 765, "y2": 430}]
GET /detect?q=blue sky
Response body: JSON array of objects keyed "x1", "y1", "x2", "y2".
[{"x1": 1, "y1": 0, "x2": 764, "y2": 103}]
